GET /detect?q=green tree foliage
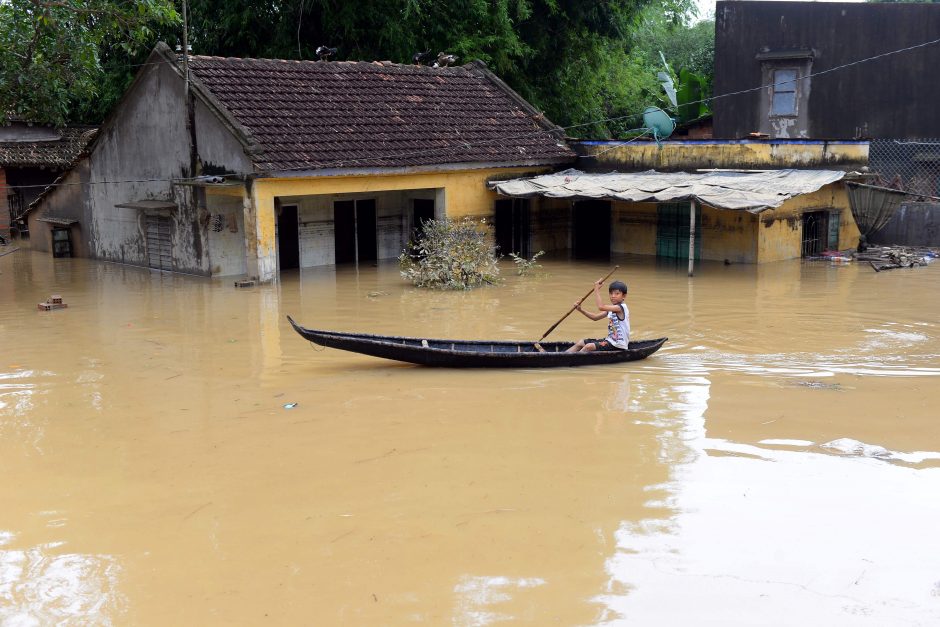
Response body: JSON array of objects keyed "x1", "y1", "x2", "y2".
[
  {"x1": 631, "y1": 6, "x2": 714, "y2": 126},
  {"x1": 0, "y1": 0, "x2": 180, "y2": 125},
  {"x1": 399, "y1": 218, "x2": 500, "y2": 290},
  {"x1": 3, "y1": 0, "x2": 711, "y2": 137}
]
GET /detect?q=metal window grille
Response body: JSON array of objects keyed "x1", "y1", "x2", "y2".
[
  {"x1": 868, "y1": 139, "x2": 940, "y2": 200},
  {"x1": 7, "y1": 190, "x2": 25, "y2": 222}
]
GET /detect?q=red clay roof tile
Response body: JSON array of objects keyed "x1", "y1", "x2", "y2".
[{"x1": 187, "y1": 56, "x2": 574, "y2": 172}]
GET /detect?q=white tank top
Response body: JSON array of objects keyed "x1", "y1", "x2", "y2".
[{"x1": 607, "y1": 303, "x2": 630, "y2": 349}]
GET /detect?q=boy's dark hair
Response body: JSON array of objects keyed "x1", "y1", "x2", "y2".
[{"x1": 609, "y1": 280, "x2": 628, "y2": 294}]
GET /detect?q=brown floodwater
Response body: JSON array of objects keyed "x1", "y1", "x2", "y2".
[{"x1": 2, "y1": 249, "x2": 940, "y2": 625}]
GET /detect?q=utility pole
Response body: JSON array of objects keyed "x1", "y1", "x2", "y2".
[
  {"x1": 688, "y1": 199, "x2": 697, "y2": 277},
  {"x1": 182, "y1": 0, "x2": 190, "y2": 100}
]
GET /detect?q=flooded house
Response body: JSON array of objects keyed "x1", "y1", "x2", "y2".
[
  {"x1": 26, "y1": 42, "x2": 574, "y2": 280},
  {"x1": 0, "y1": 121, "x2": 96, "y2": 249},
  {"x1": 490, "y1": 139, "x2": 867, "y2": 266}
]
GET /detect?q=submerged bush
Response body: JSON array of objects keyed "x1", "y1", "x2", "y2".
[
  {"x1": 399, "y1": 218, "x2": 500, "y2": 290},
  {"x1": 507, "y1": 250, "x2": 545, "y2": 276}
]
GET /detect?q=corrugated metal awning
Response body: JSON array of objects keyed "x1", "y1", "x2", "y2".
[
  {"x1": 489, "y1": 168, "x2": 847, "y2": 213},
  {"x1": 114, "y1": 200, "x2": 177, "y2": 210},
  {"x1": 37, "y1": 216, "x2": 79, "y2": 226}
]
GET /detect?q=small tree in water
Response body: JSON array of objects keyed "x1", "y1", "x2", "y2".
[{"x1": 399, "y1": 218, "x2": 499, "y2": 290}]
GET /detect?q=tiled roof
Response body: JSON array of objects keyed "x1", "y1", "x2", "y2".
[
  {"x1": 186, "y1": 56, "x2": 574, "y2": 172},
  {"x1": 0, "y1": 127, "x2": 97, "y2": 168}
]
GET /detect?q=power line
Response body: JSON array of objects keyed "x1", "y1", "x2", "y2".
[{"x1": 10, "y1": 33, "x2": 940, "y2": 194}]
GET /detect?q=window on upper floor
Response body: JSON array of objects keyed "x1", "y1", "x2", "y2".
[{"x1": 771, "y1": 69, "x2": 798, "y2": 117}]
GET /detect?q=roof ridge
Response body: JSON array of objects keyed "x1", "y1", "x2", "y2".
[{"x1": 188, "y1": 54, "x2": 471, "y2": 71}]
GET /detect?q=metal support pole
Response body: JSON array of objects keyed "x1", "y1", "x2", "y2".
[
  {"x1": 688, "y1": 199, "x2": 696, "y2": 277},
  {"x1": 182, "y1": 0, "x2": 189, "y2": 98}
]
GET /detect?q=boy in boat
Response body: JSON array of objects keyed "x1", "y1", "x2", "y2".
[{"x1": 565, "y1": 279, "x2": 630, "y2": 352}]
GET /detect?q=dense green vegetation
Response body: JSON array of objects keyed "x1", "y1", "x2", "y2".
[{"x1": 1, "y1": 0, "x2": 714, "y2": 137}]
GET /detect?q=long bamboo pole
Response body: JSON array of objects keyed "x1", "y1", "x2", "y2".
[{"x1": 534, "y1": 265, "x2": 619, "y2": 351}]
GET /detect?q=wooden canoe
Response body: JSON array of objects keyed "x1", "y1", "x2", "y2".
[{"x1": 287, "y1": 316, "x2": 667, "y2": 368}]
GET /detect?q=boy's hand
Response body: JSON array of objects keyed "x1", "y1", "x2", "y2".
[{"x1": 594, "y1": 278, "x2": 604, "y2": 289}]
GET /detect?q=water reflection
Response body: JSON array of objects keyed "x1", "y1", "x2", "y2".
[
  {"x1": 453, "y1": 575, "x2": 546, "y2": 626},
  {"x1": 2, "y1": 251, "x2": 940, "y2": 623},
  {"x1": 0, "y1": 533, "x2": 123, "y2": 625},
  {"x1": 599, "y1": 440, "x2": 940, "y2": 625}
]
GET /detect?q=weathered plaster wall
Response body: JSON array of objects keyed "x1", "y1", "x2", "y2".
[
  {"x1": 87, "y1": 61, "x2": 198, "y2": 270},
  {"x1": 83, "y1": 59, "x2": 252, "y2": 275},
  {"x1": 248, "y1": 167, "x2": 546, "y2": 280},
  {"x1": 612, "y1": 202, "x2": 657, "y2": 256},
  {"x1": 704, "y1": 207, "x2": 759, "y2": 263},
  {"x1": 26, "y1": 159, "x2": 92, "y2": 257},
  {"x1": 193, "y1": 99, "x2": 254, "y2": 176},
  {"x1": 204, "y1": 193, "x2": 247, "y2": 276},
  {"x1": 757, "y1": 183, "x2": 859, "y2": 262},
  {"x1": 713, "y1": 1, "x2": 940, "y2": 139},
  {"x1": 611, "y1": 201, "x2": 760, "y2": 263},
  {"x1": 575, "y1": 140, "x2": 868, "y2": 172}
]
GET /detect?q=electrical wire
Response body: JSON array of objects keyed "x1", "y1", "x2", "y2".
[{"x1": 8, "y1": 33, "x2": 940, "y2": 193}]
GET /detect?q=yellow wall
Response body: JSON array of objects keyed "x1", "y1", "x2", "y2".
[
  {"x1": 580, "y1": 141, "x2": 869, "y2": 172},
  {"x1": 612, "y1": 202, "x2": 657, "y2": 255},
  {"x1": 251, "y1": 166, "x2": 543, "y2": 218},
  {"x1": 228, "y1": 166, "x2": 548, "y2": 280},
  {"x1": 757, "y1": 184, "x2": 859, "y2": 262},
  {"x1": 611, "y1": 201, "x2": 759, "y2": 262},
  {"x1": 605, "y1": 182, "x2": 858, "y2": 264}
]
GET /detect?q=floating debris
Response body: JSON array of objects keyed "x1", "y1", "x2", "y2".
[
  {"x1": 821, "y1": 438, "x2": 891, "y2": 459},
  {"x1": 234, "y1": 278, "x2": 257, "y2": 288},
  {"x1": 37, "y1": 294, "x2": 68, "y2": 311},
  {"x1": 795, "y1": 380, "x2": 842, "y2": 390},
  {"x1": 857, "y1": 245, "x2": 938, "y2": 272},
  {"x1": 283, "y1": 402, "x2": 298, "y2": 409}
]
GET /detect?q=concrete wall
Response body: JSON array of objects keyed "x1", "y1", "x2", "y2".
[
  {"x1": 713, "y1": 1, "x2": 940, "y2": 140},
  {"x1": 575, "y1": 140, "x2": 869, "y2": 172},
  {"x1": 33, "y1": 55, "x2": 253, "y2": 274},
  {"x1": 612, "y1": 202, "x2": 657, "y2": 256},
  {"x1": 246, "y1": 167, "x2": 547, "y2": 280},
  {"x1": 87, "y1": 61, "x2": 199, "y2": 271},
  {"x1": 193, "y1": 99, "x2": 253, "y2": 177},
  {"x1": 600, "y1": 182, "x2": 858, "y2": 263},
  {"x1": 272, "y1": 189, "x2": 439, "y2": 268},
  {"x1": 26, "y1": 159, "x2": 92, "y2": 257},
  {"x1": 757, "y1": 184, "x2": 859, "y2": 262},
  {"x1": 611, "y1": 201, "x2": 759, "y2": 263},
  {"x1": 204, "y1": 192, "x2": 247, "y2": 276},
  {"x1": 869, "y1": 203, "x2": 940, "y2": 246}
]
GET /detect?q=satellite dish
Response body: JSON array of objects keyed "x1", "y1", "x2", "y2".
[{"x1": 642, "y1": 106, "x2": 676, "y2": 142}]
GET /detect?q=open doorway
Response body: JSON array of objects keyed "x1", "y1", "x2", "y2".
[
  {"x1": 412, "y1": 198, "x2": 435, "y2": 240},
  {"x1": 278, "y1": 204, "x2": 299, "y2": 270},
  {"x1": 801, "y1": 210, "x2": 829, "y2": 257},
  {"x1": 572, "y1": 200, "x2": 611, "y2": 259},
  {"x1": 333, "y1": 199, "x2": 377, "y2": 264},
  {"x1": 494, "y1": 198, "x2": 530, "y2": 258}
]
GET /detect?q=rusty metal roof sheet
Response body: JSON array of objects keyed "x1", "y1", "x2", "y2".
[{"x1": 489, "y1": 168, "x2": 847, "y2": 212}]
